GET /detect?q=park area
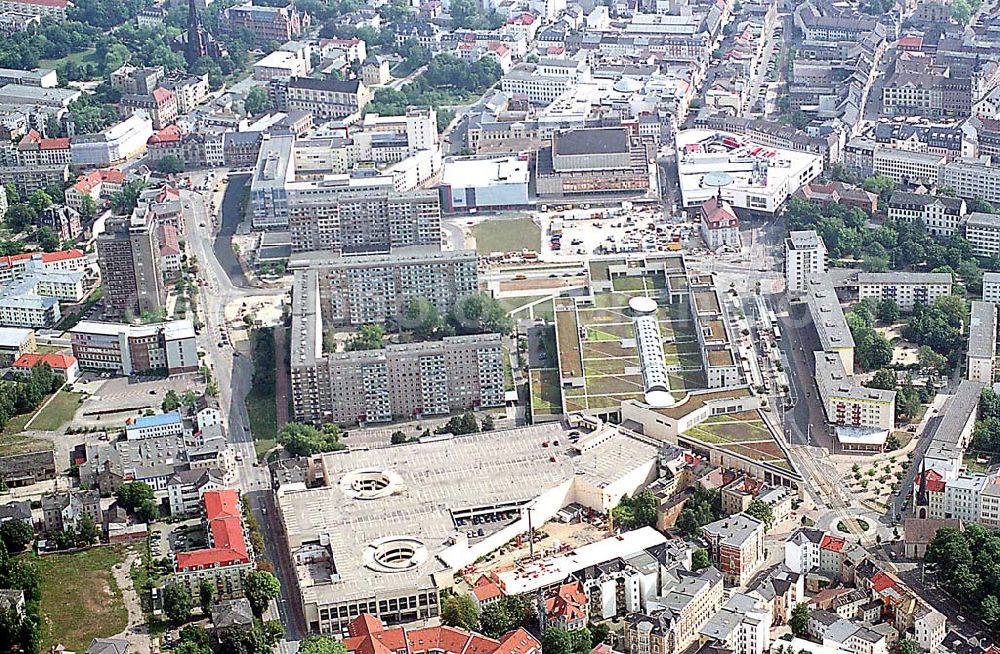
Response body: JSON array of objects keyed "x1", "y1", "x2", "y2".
[
  {"x1": 471, "y1": 217, "x2": 541, "y2": 254},
  {"x1": 33, "y1": 546, "x2": 128, "y2": 652}
]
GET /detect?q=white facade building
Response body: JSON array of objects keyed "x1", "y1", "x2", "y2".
[{"x1": 785, "y1": 230, "x2": 828, "y2": 293}]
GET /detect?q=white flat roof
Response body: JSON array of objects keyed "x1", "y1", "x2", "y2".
[
  {"x1": 441, "y1": 155, "x2": 530, "y2": 189},
  {"x1": 494, "y1": 527, "x2": 667, "y2": 595}
]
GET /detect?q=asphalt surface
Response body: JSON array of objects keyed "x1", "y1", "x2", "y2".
[{"x1": 215, "y1": 172, "x2": 252, "y2": 287}]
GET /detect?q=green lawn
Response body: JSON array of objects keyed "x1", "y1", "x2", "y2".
[
  {"x1": 39, "y1": 47, "x2": 100, "y2": 73},
  {"x1": 247, "y1": 328, "x2": 278, "y2": 460},
  {"x1": 33, "y1": 546, "x2": 128, "y2": 652},
  {"x1": 529, "y1": 369, "x2": 562, "y2": 415},
  {"x1": 472, "y1": 218, "x2": 541, "y2": 254},
  {"x1": 29, "y1": 391, "x2": 83, "y2": 431}
]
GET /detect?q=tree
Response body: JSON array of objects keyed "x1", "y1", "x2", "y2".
[
  {"x1": 162, "y1": 389, "x2": 181, "y2": 412},
  {"x1": 481, "y1": 415, "x2": 495, "y2": 431},
  {"x1": 391, "y1": 430, "x2": 409, "y2": 445},
  {"x1": 790, "y1": 602, "x2": 810, "y2": 637},
  {"x1": 918, "y1": 345, "x2": 948, "y2": 374},
  {"x1": 174, "y1": 642, "x2": 212, "y2": 654},
  {"x1": 541, "y1": 627, "x2": 575, "y2": 654},
  {"x1": 865, "y1": 369, "x2": 897, "y2": 391},
  {"x1": 199, "y1": 579, "x2": 215, "y2": 614},
  {"x1": 612, "y1": 490, "x2": 658, "y2": 530},
  {"x1": 479, "y1": 596, "x2": 533, "y2": 638},
  {"x1": 745, "y1": 501, "x2": 774, "y2": 531},
  {"x1": 27, "y1": 190, "x2": 52, "y2": 213},
  {"x1": 155, "y1": 155, "x2": 185, "y2": 174},
  {"x1": 676, "y1": 487, "x2": 722, "y2": 537},
  {"x1": 981, "y1": 595, "x2": 1000, "y2": 625},
  {"x1": 405, "y1": 297, "x2": 446, "y2": 339},
  {"x1": 438, "y1": 412, "x2": 479, "y2": 435},
  {"x1": 876, "y1": 298, "x2": 900, "y2": 323},
  {"x1": 243, "y1": 569, "x2": 281, "y2": 616},
  {"x1": 590, "y1": 623, "x2": 610, "y2": 647},
  {"x1": 115, "y1": 481, "x2": 155, "y2": 511},
  {"x1": 345, "y1": 324, "x2": 385, "y2": 351},
  {"x1": 299, "y1": 635, "x2": 349, "y2": 654},
  {"x1": 0, "y1": 520, "x2": 33, "y2": 552},
  {"x1": 244, "y1": 87, "x2": 273, "y2": 116},
  {"x1": 180, "y1": 624, "x2": 209, "y2": 648},
  {"x1": 137, "y1": 499, "x2": 159, "y2": 523},
  {"x1": 163, "y1": 583, "x2": 192, "y2": 624},
  {"x1": 899, "y1": 640, "x2": 917, "y2": 654},
  {"x1": 75, "y1": 514, "x2": 99, "y2": 546},
  {"x1": 79, "y1": 193, "x2": 97, "y2": 221},
  {"x1": 278, "y1": 422, "x2": 346, "y2": 456},
  {"x1": 691, "y1": 548, "x2": 711, "y2": 572},
  {"x1": 5, "y1": 204, "x2": 36, "y2": 232},
  {"x1": 451, "y1": 293, "x2": 514, "y2": 335},
  {"x1": 441, "y1": 593, "x2": 480, "y2": 631}
]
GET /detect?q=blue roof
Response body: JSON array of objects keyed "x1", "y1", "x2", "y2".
[{"x1": 128, "y1": 411, "x2": 182, "y2": 429}]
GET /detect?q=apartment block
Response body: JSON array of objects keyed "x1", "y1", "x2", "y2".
[
  {"x1": 701, "y1": 514, "x2": 766, "y2": 586},
  {"x1": 856, "y1": 272, "x2": 952, "y2": 311},
  {"x1": 815, "y1": 351, "x2": 895, "y2": 445},
  {"x1": 290, "y1": 271, "x2": 504, "y2": 425},
  {"x1": 251, "y1": 133, "x2": 442, "y2": 244},
  {"x1": 967, "y1": 301, "x2": 997, "y2": 384},
  {"x1": 886, "y1": 191, "x2": 967, "y2": 238},
  {"x1": 966, "y1": 212, "x2": 1000, "y2": 257},
  {"x1": 871, "y1": 147, "x2": 944, "y2": 185},
  {"x1": 69, "y1": 320, "x2": 199, "y2": 376},
  {"x1": 173, "y1": 489, "x2": 254, "y2": 601},
  {"x1": 939, "y1": 157, "x2": 1000, "y2": 205},
  {"x1": 0, "y1": 0, "x2": 68, "y2": 19},
  {"x1": 984, "y1": 272, "x2": 1000, "y2": 304},
  {"x1": 288, "y1": 249, "x2": 477, "y2": 328},
  {"x1": 625, "y1": 567, "x2": 725, "y2": 654},
  {"x1": 96, "y1": 210, "x2": 164, "y2": 320},
  {"x1": 0, "y1": 326, "x2": 34, "y2": 366},
  {"x1": 785, "y1": 230, "x2": 828, "y2": 293}
]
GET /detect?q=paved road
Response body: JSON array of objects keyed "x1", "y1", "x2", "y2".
[
  {"x1": 181, "y1": 180, "x2": 304, "y2": 639},
  {"x1": 214, "y1": 172, "x2": 252, "y2": 287}
]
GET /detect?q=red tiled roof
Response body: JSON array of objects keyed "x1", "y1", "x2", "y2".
[
  {"x1": 149, "y1": 125, "x2": 182, "y2": 144},
  {"x1": 157, "y1": 224, "x2": 181, "y2": 256},
  {"x1": 175, "y1": 489, "x2": 250, "y2": 571},
  {"x1": 13, "y1": 353, "x2": 77, "y2": 371},
  {"x1": 871, "y1": 570, "x2": 901, "y2": 594},
  {"x1": 345, "y1": 614, "x2": 540, "y2": 654},
  {"x1": 472, "y1": 575, "x2": 503, "y2": 602},
  {"x1": 914, "y1": 470, "x2": 945, "y2": 493},
  {"x1": 72, "y1": 169, "x2": 125, "y2": 192},
  {"x1": 700, "y1": 196, "x2": 738, "y2": 228},
  {"x1": 820, "y1": 534, "x2": 847, "y2": 552},
  {"x1": 545, "y1": 581, "x2": 587, "y2": 623},
  {"x1": 0, "y1": 249, "x2": 84, "y2": 269},
  {"x1": 152, "y1": 87, "x2": 174, "y2": 105}
]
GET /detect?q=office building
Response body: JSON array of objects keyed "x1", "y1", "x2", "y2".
[
  {"x1": 803, "y1": 276, "x2": 855, "y2": 371},
  {"x1": 856, "y1": 272, "x2": 952, "y2": 311},
  {"x1": 967, "y1": 212, "x2": 1000, "y2": 257},
  {"x1": 96, "y1": 210, "x2": 164, "y2": 319},
  {"x1": 65, "y1": 168, "x2": 125, "y2": 211},
  {"x1": 536, "y1": 127, "x2": 651, "y2": 198},
  {"x1": 269, "y1": 76, "x2": 371, "y2": 119},
  {"x1": 0, "y1": 249, "x2": 85, "y2": 283},
  {"x1": 871, "y1": 147, "x2": 944, "y2": 185},
  {"x1": 886, "y1": 191, "x2": 967, "y2": 238},
  {"x1": 968, "y1": 301, "x2": 997, "y2": 384},
  {"x1": 0, "y1": 83, "x2": 78, "y2": 108},
  {"x1": 439, "y1": 154, "x2": 531, "y2": 212},
  {"x1": 120, "y1": 88, "x2": 178, "y2": 130},
  {"x1": 785, "y1": 231, "x2": 828, "y2": 293},
  {"x1": 701, "y1": 514, "x2": 766, "y2": 585},
  {"x1": 500, "y1": 58, "x2": 585, "y2": 104},
  {"x1": 14, "y1": 128, "x2": 71, "y2": 166},
  {"x1": 288, "y1": 249, "x2": 477, "y2": 328},
  {"x1": 71, "y1": 112, "x2": 153, "y2": 167},
  {"x1": 625, "y1": 567, "x2": 726, "y2": 654},
  {"x1": 0, "y1": 163, "x2": 68, "y2": 197},
  {"x1": 223, "y1": 2, "x2": 306, "y2": 42},
  {"x1": 69, "y1": 320, "x2": 199, "y2": 376}
]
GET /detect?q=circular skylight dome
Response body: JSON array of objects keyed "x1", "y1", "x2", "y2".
[{"x1": 629, "y1": 296, "x2": 658, "y2": 315}]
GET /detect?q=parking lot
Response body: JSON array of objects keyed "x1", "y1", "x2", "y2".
[
  {"x1": 73, "y1": 373, "x2": 204, "y2": 426},
  {"x1": 150, "y1": 517, "x2": 206, "y2": 559},
  {"x1": 536, "y1": 207, "x2": 708, "y2": 260}
]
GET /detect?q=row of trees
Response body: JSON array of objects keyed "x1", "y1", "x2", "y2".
[
  {"x1": 612, "y1": 490, "x2": 658, "y2": 530},
  {"x1": 0, "y1": 364, "x2": 64, "y2": 434},
  {"x1": 973, "y1": 388, "x2": 1000, "y2": 453}
]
